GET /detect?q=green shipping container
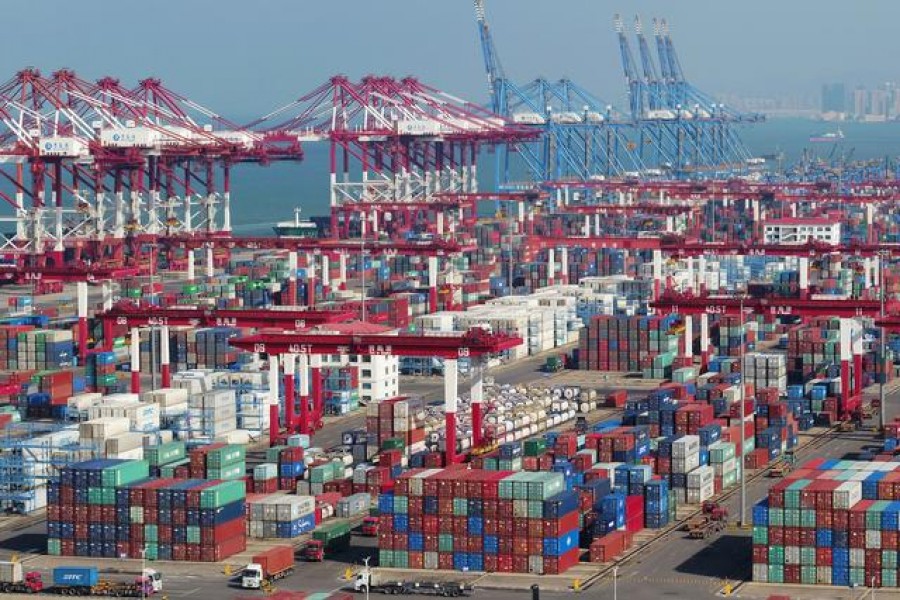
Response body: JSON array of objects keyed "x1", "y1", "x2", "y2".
[
  {"x1": 800, "y1": 565, "x2": 816, "y2": 584},
  {"x1": 200, "y1": 480, "x2": 246, "y2": 509},
  {"x1": 160, "y1": 458, "x2": 190, "y2": 478},
  {"x1": 524, "y1": 439, "x2": 547, "y2": 457},
  {"x1": 438, "y1": 534, "x2": 453, "y2": 553},
  {"x1": 379, "y1": 549, "x2": 394, "y2": 568},
  {"x1": 767, "y1": 565, "x2": 783, "y2": 584},
  {"x1": 452, "y1": 498, "x2": 468, "y2": 516},
  {"x1": 313, "y1": 521, "x2": 352, "y2": 542},
  {"x1": 752, "y1": 526, "x2": 768, "y2": 545},
  {"x1": 101, "y1": 460, "x2": 150, "y2": 487},
  {"x1": 47, "y1": 538, "x2": 61, "y2": 556},
  {"x1": 392, "y1": 496, "x2": 408, "y2": 514},
  {"x1": 266, "y1": 446, "x2": 288, "y2": 462},
  {"x1": 144, "y1": 543, "x2": 158, "y2": 561},
  {"x1": 206, "y1": 463, "x2": 245, "y2": 481},
  {"x1": 207, "y1": 445, "x2": 246, "y2": 468},
  {"x1": 381, "y1": 438, "x2": 405, "y2": 451},
  {"x1": 187, "y1": 526, "x2": 201, "y2": 544},
  {"x1": 145, "y1": 441, "x2": 186, "y2": 467},
  {"x1": 144, "y1": 524, "x2": 158, "y2": 543}
]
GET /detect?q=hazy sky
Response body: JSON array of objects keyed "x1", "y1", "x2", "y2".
[{"x1": 5, "y1": 1, "x2": 898, "y2": 119}]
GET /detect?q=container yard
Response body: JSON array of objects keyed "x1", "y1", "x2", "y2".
[{"x1": 0, "y1": 2, "x2": 899, "y2": 600}]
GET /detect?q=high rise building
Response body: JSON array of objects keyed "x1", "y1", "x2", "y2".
[
  {"x1": 853, "y1": 86, "x2": 869, "y2": 117},
  {"x1": 821, "y1": 83, "x2": 846, "y2": 112}
]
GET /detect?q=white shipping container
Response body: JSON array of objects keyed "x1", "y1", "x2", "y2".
[
  {"x1": 833, "y1": 481, "x2": 862, "y2": 509},
  {"x1": 671, "y1": 435, "x2": 701, "y2": 458}
]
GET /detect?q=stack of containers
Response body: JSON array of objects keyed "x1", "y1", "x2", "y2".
[
  {"x1": 17, "y1": 329, "x2": 75, "y2": 370},
  {"x1": 578, "y1": 315, "x2": 680, "y2": 376},
  {"x1": 251, "y1": 463, "x2": 279, "y2": 494},
  {"x1": 265, "y1": 445, "x2": 306, "y2": 491},
  {"x1": 184, "y1": 389, "x2": 237, "y2": 440},
  {"x1": 686, "y1": 466, "x2": 715, "y2": 504},
  {"x1": 786, "y1": 318, "x2": 842, "y2": 384},
  {"x1": 46, "y1": 458, "x2": 246, "y2": 561},
  {"x1": 670, "y1": 435, "x2": 700, "y2": 504},
  {"x1": 189, "y1": 444, "x2": 246, "y2": 481},
  {"x1": 305, "y1": 459, "x2": 349, "y2": 496},
  {"x1": 246, "y1": 494, "x2": 317, "y2": 539},
  {"x1": 378, "y1": 469, "x2": 579, "y2": 575},
  {"x1": 365, "y1": 397, "x2": 427, "y2": 453},
  {"x1": 86, "y1": 351, "x2": 120, "y2": 392},
  {"x1": 0, "y1": 325, "x2": 32, "y2": 370},
  {"x1": 743, "y1": 353, "x2": 788, "y2": 393},
  {"x1": 322, "y1": 367, "x2": 360, "y2": 416},
  {"x1": 715, "y1": 316, "x2": 748, "y2": 358},
  {"x1": 337, "y1": 493, "x2": 371, "y2": 518},
  {"x1": 643, "y1": 479, "x2": 670, "y2": 528},
  {"x1": 751, "y1": 459, "x2": 900, "y2": 587},
  {"x1": 708, "y1": 441, "x2": 739, "y2": 494},
  {"x1": 144, "y1": 441, "x2": 187, "y2": 476}
]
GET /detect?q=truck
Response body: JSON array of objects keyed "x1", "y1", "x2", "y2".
[
  {"x1": 50, "y1": 566, "x2": 161, "y2": 596},
  {"x1": 543, "y1": 355, "x2": 564, "y2": 373},
  {"x1": 0, "y1": 561, "x2": 43, "y2": 594},
  {"x1": 360, "y1": 516, "x2": 380, "y2": 537},
  {"x1": 353, "y1": 565, "x2": 473, "y2": 596},
  {"x1": 242, "y1": 545, "x2": 295, "y2": 589},
  {"x1": 685, "y1": 515, "x2": 726, "y2": 539},
  {"x1": 768, "y1": 452, "x2": 795, "y2": 478},
  {"x1": 302, "y1": 540, "x2": 325, "y2": 562}
]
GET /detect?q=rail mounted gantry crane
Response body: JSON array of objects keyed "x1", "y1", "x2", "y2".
[
  {"x1": 159, "y1": 236, "x2": 476, "y2": 310},
  {"x1": 652, "y1": 292, "x2": 890, "y2": 419},
  {"x1": 96, "y1": 302, "x2": 356, "y2": 390},
  {"x1": 229, "y1": 327, "x2": 523, "y2": 464}
]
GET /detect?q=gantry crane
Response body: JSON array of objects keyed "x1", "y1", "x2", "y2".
[
  {"x1": 229, "y1": 327, "x2": 523, "y2": 464},
  {"x1": 96, "y1": 301, "x2": 356, "y2": 390}
]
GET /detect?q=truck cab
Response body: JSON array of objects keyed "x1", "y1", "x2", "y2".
[
  {"x1": 143, "y1": 568, "x2": 163, "y2": 593},
  {"x1": 23, "y1": 571, "x2": 44, "y2": 593},
  {"x1": 361, "y1": 516, "x2": 379, "y2": 536},
  {"x1": 242, "y1": 564, "x2": 264, "y2": 589},
  {"x1": 354, "y1": 569, "x2": 373, "y2": 593}
]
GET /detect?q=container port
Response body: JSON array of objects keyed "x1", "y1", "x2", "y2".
[{"x1": 0, "y1": 2, "x2": 899, "y2": 600}]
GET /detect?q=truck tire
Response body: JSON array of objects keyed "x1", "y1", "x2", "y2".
[{"x1": 359, "y1": 586, "x2": 368, "y2": 595}]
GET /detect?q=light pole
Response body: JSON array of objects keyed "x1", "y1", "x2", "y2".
[
  {"x1": 150, "y1": 243, "x2": 159, "y2": 390},
  {"x1": 140, "y1": 545, "x2": 147, "y2": 600},
  {"x1": 880, "y1": 250, "x2": 887, "y2": 432},
  {"x1": 613, "y1": 565, "x2": 618, "y2": 600},
  {"x1": 738, "y1": 286, "x2": 748, "y2": 527}
]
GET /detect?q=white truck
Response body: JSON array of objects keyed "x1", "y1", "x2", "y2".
[{"x1": 353, "y1": 565, "x2": 473, "y2": 597}]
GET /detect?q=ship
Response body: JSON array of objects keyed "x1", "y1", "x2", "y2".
[
  {"x1": 809, "y1": 128, "x2": 844, "y2": 143},
  {"x1": 273, "y1": 207, "x2": 319, "y2": 238}
]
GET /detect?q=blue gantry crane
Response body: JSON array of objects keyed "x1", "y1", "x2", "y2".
[
  {"x1": 473, "y1": 0, "x2": 763, "y2": 182},
  {"x1": 616, "y1": 15, "x2": 763, "y2": 176},
  {"x1": 475, "y1": 0, "x2": 644, "y2": 185}
]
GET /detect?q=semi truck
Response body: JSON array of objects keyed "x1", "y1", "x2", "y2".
[
  {"x1": 0, "y1": 561, "x2": 43, "y2": 594},
  {"x1": 353, "y1": 565, "x2": 473, "y2": 596},
  {"x1": 242, "y1": 546, "x2": 295, "y2": 589},
  {"x1": 50, "y1": 566, "x2": 161, "y2": 596}
]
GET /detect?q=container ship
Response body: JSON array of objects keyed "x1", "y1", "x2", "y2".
[
  {"x1": 809, "y1": 128, "x2": 844, "y2": 143},
  {"x1": 273, "y1": 208, "x2": 319, "y2": 238}
]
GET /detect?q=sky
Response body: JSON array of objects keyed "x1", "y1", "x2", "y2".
[{"x1": 4, "y1": 1, "x2": 899, "y2": 120}]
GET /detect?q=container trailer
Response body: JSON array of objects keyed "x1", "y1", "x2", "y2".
[
  {"x1": 353, "y1": 566, "x2": 473, "y2": 596},
  {"x1": 48, "y1": 566, "x2": 162, "y2": 596},
  {"x1": 241, "y1": 545, "x2": 295, "y2": 589}
]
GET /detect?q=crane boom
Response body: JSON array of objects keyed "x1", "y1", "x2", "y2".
[
  {"x1": 614, "y1": 14, "x2": 642, "y2": 119},
  {"x1": 474, "y1": 0, "x2": 505, "y2": 113},
  {"x1": 634, "y1": 16, "x2": 660, "y2": 111}
]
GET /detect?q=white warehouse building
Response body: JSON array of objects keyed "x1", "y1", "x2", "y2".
[{"x1": 763, "y1": 218, "x2": 841, "y2": 245}]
